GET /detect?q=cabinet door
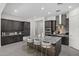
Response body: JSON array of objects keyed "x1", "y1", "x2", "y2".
[
  {"x1": 45, "y1": 21, "x2": 51, "y2": 28},
  {"x1": 1, "y1": 36, "x2": 11, "y2": 46},
  {"x1": 1, "y1": 19, "x2": 12, "y2": 32},
  {"x1": 1, "y1": 19, "x2": 24, "y2": 32},
  {"x1": 62, "y1": 37, "x2": 69, "y2": 45},
  {"x1": 24, "y1": 22, "x2": 30, "y2": 36},
  {"x1": 1, "y1": 19, "x2": 9, "y2": 32},
  {"x1": 51, "y1": 21, "x2": 56, "y2": 33},
  {"x1": 13, "y1": 21, "x2": 23, "y2": 31},
  {"x1": 1, "y1": 19, "x2": 6, "y2": 32},
  {"x1": 65, "y1": 18, "x2": 69, "y2": 32},
  {"x1": 7, "y1": 20, "x2": 13, "y2": 32},
  {"x1": 19, "y1": 22, "x2": 24, "y2": 31},
  {"x1": 13, "y1": 21, "x2": 19, "y2": 31},
  {"x1": 1, "y1": 36, "x2": 6, "y2": 45}
]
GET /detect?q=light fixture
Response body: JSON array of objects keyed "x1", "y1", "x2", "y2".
[
  {"x1": 48, "y1": 12, "x2": 51, "y2": 14},
  {"x1": 41, "y1": 7, "x2": 45, "y2": 10},
  {"x1": 68, "y1": 6, "x2": 72, "y2": 9},
  {"x1": 57, "y1": 3, "x2": 63, "y2": 5},
  {"x1": 14, "y1": 9, "x2": 18, "y2": 12},
  {"x1": 56, "y1": 9, "x2": 61, "y2": 12}
]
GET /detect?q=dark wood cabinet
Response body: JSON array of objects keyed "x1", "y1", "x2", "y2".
[
  {"x1": 12, "y1": 21, "x2": 24, "y2": 31},
  {"x1": 7, "y1": 20, "x2": 13, "y2": 31},
  {"x1": 1, "y1": 19, "x2": 30, "y2": 46},
  {"x1": 1, "y1": 19, "x2": 13, "y2": 32},
  {"x1": 1, "y1": 35, "x2": 23, "y2": 46},
  {"x1": 1, "y1": 19, "x2": 24, "y2": 32},
  {"x1": 61, "y1": 37, "x2": 69, "y2": 45},
  {"x1": 45, "y1": 20, "x2": 56, "y2": 36},
  {"x1": 45, "y1": 21, "x2": 51, "y2": 28},
  {"x1": 23, "y1": 22, "x2": 30, "y2": 36},
  {"x1": 1, "y1": 19, "x2": 8, "y2": 32}
]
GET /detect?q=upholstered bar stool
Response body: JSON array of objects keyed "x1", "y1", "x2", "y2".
[
  {"x1": 41, "y1": 41, "x2": 52, "y2": 56},
  {"x1": 27, "y1": 38, "x2": 33, "y2": 47},
  {"x1": 33, "y1": 39, "x2": 41, "y2": 55}
]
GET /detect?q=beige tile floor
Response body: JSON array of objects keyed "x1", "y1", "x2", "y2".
[{"x1": 0, "y1": 41, "x2": 79, "y2": 56}]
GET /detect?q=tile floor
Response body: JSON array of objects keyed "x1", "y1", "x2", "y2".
[{"x1": 0, "y1": 41, "x2": 79, "y2": 56}]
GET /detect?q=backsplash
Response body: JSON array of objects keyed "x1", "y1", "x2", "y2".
[{"x1": 1, "y1": 31, "x2": 22, "y2": 36}]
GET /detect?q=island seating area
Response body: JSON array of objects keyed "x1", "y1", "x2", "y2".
[{"x1": 26, "y1": 36, "x2": 61, "y2": 56}]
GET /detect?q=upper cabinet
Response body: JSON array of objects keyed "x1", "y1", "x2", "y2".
[
  {"x1": 1, "y1": 19, "x2": 24, "y2": 32},
  {"x1": 13, "y1": 21, "x2": 24, "y2": 31},
  {"x1": 1, "y1": 19, "x2": 7, "y2": 32},
  {"x1": 1, "y1": 19, "x2": 13, "y2": 32},
  {"x1": 1, "y1": 19, "x2": 30, "y2": 36},
  {"x1": 23, "y1": 22, "x2": 30, "y2": 36}
]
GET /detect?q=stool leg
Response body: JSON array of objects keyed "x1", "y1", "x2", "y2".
[
  {"x1": 45, "y1": 46, "x2": 47, "y2": 56},
  {"x1": 36, "y1": 45, "x2": 37, "y2": 56},
  {"x1": 33, "y1": 44, "x2": 36, "y2": 56},
  {"x1": 41, "y1": 47, "x2": 43, "y2": 56},
  {"x1": 36, "y1": 45, "x2": 39, "y2": 56},
  {"x1": 34, "y1": 45, "x2": 37, "y2": 56}
]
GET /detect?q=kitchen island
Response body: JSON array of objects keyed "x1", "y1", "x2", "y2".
[
  {"x1": 27, "y1": 36, "x2": 61, "y2": 56},
  {"x1": 51, "y1": 34, "x2": 69, "y2": 45}
]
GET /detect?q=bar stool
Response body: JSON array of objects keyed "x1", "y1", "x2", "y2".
[
  {"x1": 27, "y1": 38, "x2": 33, "y2": 47},
  {"x1": 41, "y1": 41, "x2": 52, "y2": 56},
  {"x1": 33, "y1": 39, "x2": 41, "y2": 56},
  {"x1": 38, "y1": 34, "x2": 41, "y2": 39},
  {"x1": 41, "y1": 33, "x2": 44, "y2": 40}
]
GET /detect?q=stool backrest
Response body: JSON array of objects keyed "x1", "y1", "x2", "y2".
[
  {"x1": 27, "y1": 39, "x2": 33, "y2": 43},
  {"x1": 34, "y1": 39, "x2": 40, "y2": 45},
  {"x1": 41, "y1": 41, "x2": 52, "y2": 48}
]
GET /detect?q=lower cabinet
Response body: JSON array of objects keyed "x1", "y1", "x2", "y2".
[
  {"x1": 61, "y1": 37, "x2": 69, "y2": 45},
  {"x1": 1, "y1": 35, "x2": 23, "y2": 46}
]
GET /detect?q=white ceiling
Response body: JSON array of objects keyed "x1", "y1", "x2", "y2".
[{"x1": 2, "y1": 3, "x2": 79, "y2": 19}]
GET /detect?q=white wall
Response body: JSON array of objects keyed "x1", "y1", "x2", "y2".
[
  {"x1": 0, "y1": 3, "x2": 6, "y2": 47},
  {"x1": 35, "y1": 20, "x2": 44, "y2": 36},
  {"x1": 69, "y1": 7, "x2": 79, "y2": 50},
  {"x1": 2, "y1": 14, "x2": 30, "y2": 22},
  {"x1": 46, "y1": 16, "x2": 56, "y2": 21},
  {"x1": 30, "y1": 17, "x2": 45, "y2": 38},
  {"x1": 30, "y1": 21, "x2": 36, "y2": 38}
]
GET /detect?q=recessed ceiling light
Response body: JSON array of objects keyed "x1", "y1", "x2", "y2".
[
  {"x1": 14, "y1": 9, "x2": 18, "y2": 12},
  {"x1": 57, "y1": 3, "x2": 63, "y2": 5},
  {"x1": 56, "y1": 9, "x2": 61, "y2": 12},
  {"x1": 48, "y1": 12, "x2": 51, "y2": 14},
  {"x1": 41, "y1": 7, "x2": 45, "y2": 10},
  {"x1": 68, "y1": 6, "x2": 72, "y2": 9}
]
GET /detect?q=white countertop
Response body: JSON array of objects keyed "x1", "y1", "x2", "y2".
[
  {"x1": 34, "y1": 36, "x2": 61, "y2": 44},
  {"x1": 43, "y1": 36, "x2": 61, "y2": 44}
]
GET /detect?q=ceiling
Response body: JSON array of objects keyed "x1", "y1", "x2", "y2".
[{"x1": 2, "y1": 3, "x2": 79, "y2": 19}]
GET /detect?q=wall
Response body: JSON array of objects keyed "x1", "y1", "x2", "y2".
[
  {"x1": 56, "y1": 16, "x2": 59, "y2": 26},
  {"x1": 69, "y1": 7, "x2": 79, "y2": 50},
  {"x1": 30, "y1": 17, "x2": 45, "y2": 38},
  {"x1": 46, "y1": 16, "x2": 56, "y2": 21},
  {"x1": 1, "y1": 14, "x2": 30, "y2": 22},
  {"x1": 30, "y1": 21, "x2": 36, "y2": 38},
  {"x1": 35, "y1": 20, "x2": 44, "y2": 37},
  {"x1": 0, "y1": 3, "x2": 6, "y2": 47}
]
